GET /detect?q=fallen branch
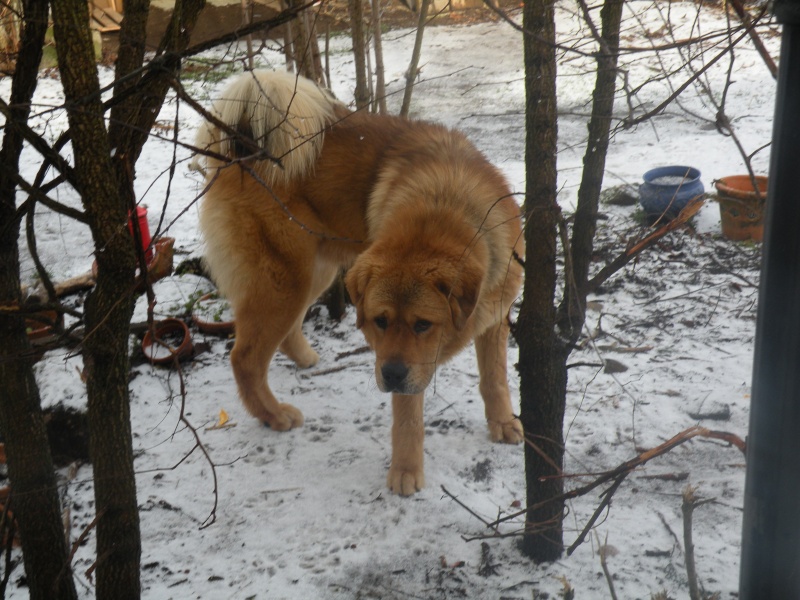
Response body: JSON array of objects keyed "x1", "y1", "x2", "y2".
[
  {"x1": 444, "y1": 425, "x2": 746, "y2": 553},
  {"x1": 587, "y1": 196, "x2": 705, "y2": 295}
]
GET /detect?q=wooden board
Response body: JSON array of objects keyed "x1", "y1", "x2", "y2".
[{"x1": 89, "y1": 1, "x2": 123, "y2": 32}]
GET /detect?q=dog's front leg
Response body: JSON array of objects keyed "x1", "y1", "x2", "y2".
[
  {"x1": 476, "y1": 321, "x2": 524, "y2": 444},
  {"x1": 387, "y1": 393, "x2": 425, "y2": 495}
]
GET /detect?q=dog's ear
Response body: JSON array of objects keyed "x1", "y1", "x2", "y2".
[
  {"x1": 345, "y1": 262, "x2": 372, "y2": 329},
  {"x1": 436, "y1": 265, "x2": 482, "y2": 331}
]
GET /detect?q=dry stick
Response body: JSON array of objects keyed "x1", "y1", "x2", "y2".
[
  {"x1": 175, "y1": 362, "x2": 220, "y2": 529},
  {"x1": 567, "y1": 471, "x2": 626, "y2": 555},
  {"x1": 597, "y1": 532, "x2": 619, "y2": 600},
  {"x1": 454, "y1": 426, "x2": 744, "y2": 543},
  {"x1": 586, "y1": 196, "x2": 704, "y2": 295},
  {"x1": 682, "y1": 486, "x2": 715, "y2": 600},
  {"x1": 399, "y1": 0, "x2": 431, "y2": 117},
  {"x1": 441, "y1": 486, "x2": 496, "y2": 531},
  {"x1": 58, "y1": 509, "x2": 105, "y2": 588},
  {"x1": 620, "y1": 27, "x2": 750, "y2": 129},
  {"x1": 726, "y1": 0, "x2": 777, "y2": 78},
  {"x1": 683, "y1": 486, "x2": 701, "y2": 600}
]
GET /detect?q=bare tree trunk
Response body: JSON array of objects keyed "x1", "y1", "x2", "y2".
[
  {"x1": 242, "y1": 0, "x2": 255, "y2": 70},
  {"x1": 51, "y1": 1, "x2": 141, "y2": 596},
  {"x1": 371, "y1": 0, "x2": 386, "y2": 113},
  {"x1": 51, "y1": 0, "x2": 207, "y2": 596},
  {"x1": 305, "y1": 10, "x2": 326, "y2": 85},
  {"x1": 349, "y1": 0, "x2": 370, "y2": 109},
  {"x1": 517, "y1": 0, "x2": 625, "y2": 563},
  {"x1": 559, "y1": 0, "x2": 624, "y2": 339},
  {"x1": 400, "y1": 0, "x2": 431, "y2": 117},
  {"x1": 0, "y1": 1, "x2": 79, "y2": 597},
  {"x1": 516, "y1": 0, "x2": 564, "y2": 563},
  {"x1": 288, "y1": 0, "x2": 315, "y2": 80},
  {"x1": 281, "y1": 0, "x2": 294, "y2": 71}
]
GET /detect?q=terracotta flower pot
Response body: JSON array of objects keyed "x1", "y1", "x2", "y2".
[
  {"x1": 141, "y1": 318, "x2": 194, "y2": 365},
  {"x1": 25, "y1": 309, "x2": 59, "y2": 340},
  {"x1": 715, "y1": 175, "x2": 767, "y2": 242},
  {"x1": 191, "y1": 292, "x2": 235, "y2": 336}
]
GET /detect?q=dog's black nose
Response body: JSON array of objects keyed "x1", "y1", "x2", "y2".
[{"x1": 381, "y1": 361, "x2": 409, "y2": 391}]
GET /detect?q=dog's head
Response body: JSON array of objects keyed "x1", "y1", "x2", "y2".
[{"x1": 345, "y1": 250, "x2": 483, "y2": 396}]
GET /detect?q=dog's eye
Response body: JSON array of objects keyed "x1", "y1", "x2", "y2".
[
  {"x1": 414, "y1": 320, "x2": 432, "y2": 334},
  {"x1": 374, "y1": 316, "x2": 388, "y2": 330}
]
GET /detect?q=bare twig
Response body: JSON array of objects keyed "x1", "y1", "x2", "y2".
[
  {"x1": 597, "y1": 532, "x2": 619, "y2": 600},
  {"x1": 587, "y1": 196, "x2": 704, "y2": 295},
  {"x1": 444, "y1": 425, "x2": 745, "y2": 552},
  {"x1": 682, "y1": 486, "x2": 715, "y2": 600}
]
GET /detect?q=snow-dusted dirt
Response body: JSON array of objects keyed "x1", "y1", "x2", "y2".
[{"x1": 7, "y1": 1, "x2": 778, "y2": 598}]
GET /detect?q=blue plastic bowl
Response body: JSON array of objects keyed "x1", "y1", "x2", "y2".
[{"x1": 639, "y1": 166, "x2": 704, "y2": 219}]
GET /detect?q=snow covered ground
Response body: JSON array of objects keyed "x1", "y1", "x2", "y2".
[{"x1": 7, "y1": 1, "x2": 779, "y2": 598}]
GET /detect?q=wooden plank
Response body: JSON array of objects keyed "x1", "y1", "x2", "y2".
[
  {"x1": 104, "y1": 8, "x2": 123, "y2": 23},
  {"x1": 91, "y1": 6, "x2": 120, "y2": 30}
]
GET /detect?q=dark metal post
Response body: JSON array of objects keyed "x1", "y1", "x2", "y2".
[{"x1": 740, "y1": 1, "x2": 800, "y2": 597}]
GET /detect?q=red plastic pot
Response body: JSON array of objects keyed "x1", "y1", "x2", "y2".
[{"x1": 128, "y1": 206, "x2": 153, "y2": 262}]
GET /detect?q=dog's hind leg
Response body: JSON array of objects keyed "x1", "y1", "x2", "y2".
[
  {"x1": 229, "y1": 258, "x2": 324, "y2": 430},
  {"x1": 231, "y1": 308, "x2": 305, "y2": 430},
  {"x1": 279, "y1": 314, "x2": 319, "y2": 370},
  {"x1": 475, "y1": 320, "x2": 524, "y2": 444},
  {"x1": 279, "y1": 261, "x2": 339, "y2": 369}
]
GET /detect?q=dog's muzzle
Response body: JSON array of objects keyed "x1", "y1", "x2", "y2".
[{"x1": 380, "y1": 361, "x2": 410, "y2": 393}]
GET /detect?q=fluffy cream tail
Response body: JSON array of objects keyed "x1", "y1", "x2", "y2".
[{"x1": 191, "y1": 70, "x2": 341, "y2": 186}]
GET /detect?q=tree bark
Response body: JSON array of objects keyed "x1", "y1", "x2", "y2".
[
  {"x1": 517, "y1": 0, "x2": 564, "y2": 562},
  {"x1": 399, "y1": 0, "x2": 430, "y2": 117},
  {"x1": 51, "y1": 0, "x2": 141, "y2": 596},
  {"x1": 349, "y1": 0, "x2": 370, "y2": 110},
  {"x1": 517, "y1": 0, "x2": 625, "y2": 563},
  {"x1": 371, "y1": 0, "x2": 387, "y2": 113},
  {"x1": 0, "y1": 1, "x2": 79, "y2": 597},
  {"x1": 559, "y1": 0, "x2": 624, "y2": 340},
  {"x1": 51, "y1": 0, "x2": 207, "y2": 596}
]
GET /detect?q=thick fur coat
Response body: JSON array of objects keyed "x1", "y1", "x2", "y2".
[{"x1": 194, "y1": 70, "x2": 524, "y2": 495}]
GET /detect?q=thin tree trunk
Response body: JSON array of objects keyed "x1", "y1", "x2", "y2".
[
  {"x1": 305, "y1": 10, "x2": 325, "y2": 85},
  {"x1": 559, "y1": 0, "x2": 624, "y2": 340},
  {"x1": 399, "y1": 0, "x2": 431, "y2": 117},
  {"x1": 51, "y1": 0, "x2": 141, "y2": 596},
  {"x1": 371, "y1": 0, "x2": 386, "y2": 113},
  {"x1": 517, "y1": 0, "x2": 564, "y2": 563},
  {"x1": 242, "y1": 0, "x2": 255, "y2": 70},
  {"x1": 281, "y1": 0, "x2": 294, "y2": 72},
  {"x1": 288, "y1": 0, "x2": 314, "y2": 79},
  {"x1": 349, "y1": 0, "x2": 370, "y2": 109},
  {"x1": 0, "y1": 1, "x2": 79, "y2": 596}
]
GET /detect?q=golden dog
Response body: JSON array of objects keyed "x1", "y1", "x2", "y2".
[{"x1": 194, "y1": 70, "x2": 524, "y2": 495}]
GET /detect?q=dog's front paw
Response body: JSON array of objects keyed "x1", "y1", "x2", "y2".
[
  {"x1": 488, "y1": 418, "x2": 524, "y2": 444},
  {"x1": 387, "y1": 465, "x2": 425, "y2": 496},
  {"x1": 263, "y1": 403, "x2": 304, "y2": 431}
]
